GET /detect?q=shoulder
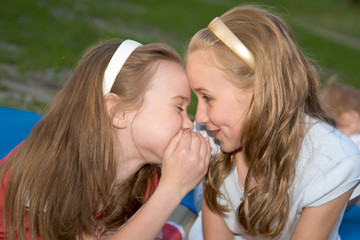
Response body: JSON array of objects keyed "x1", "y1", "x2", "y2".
[
  {"x1": 1, "y1": 142, "x2": 24, "y2": 189},
  {"x1": 305, "y1": 119, "x2": 359, "y2": 156},
  {"x1": 294, "y1": 118, "x2": 360, "y2": 207},
  {"x1": 1, "y1": 142, "x2": 24, "y2": 163},
  {"x1": 350, "y1": 133, "x2": 360, "y2": 149},
  {"x1": 298, "y1": 119, "x2": 360, "y2": 172}
]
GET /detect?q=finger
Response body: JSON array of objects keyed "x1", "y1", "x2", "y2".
[
  {"x1": 190, "y1": 132, "x2": 202, "y2": 153},
  {"x1": 164, "y1": 129, "x2": 183, "y2": 155},
  {"x1": 202, "y1": 137, "x2": 211, "y2": 166},
  {"x1": 197, "y1": 133, "x2": 208, "y2": 158},
  {"x1": 177, "y1": 130, "x2": 192, "y2": 150},
  {"x1": 200, "y1": 139, "x2": 211, "y2": 170}
]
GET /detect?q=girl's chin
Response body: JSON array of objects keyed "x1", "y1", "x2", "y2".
[
  {"x1": 219, "y1": 142, "x2": 242, "y2": 153},
  {"x1": 219, "y1": 144, "x2": 233, "y2": 153}
]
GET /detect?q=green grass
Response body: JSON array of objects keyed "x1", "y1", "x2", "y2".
[
  {"x1": 0, "y1": 0, "x2": 359, "y2": 114},
  {"x1": 0, "y1": 94, "x2": 48, "y2": 113},
  {"x1": 293, "y1": 25, "x2": 360, "y2": 87}
]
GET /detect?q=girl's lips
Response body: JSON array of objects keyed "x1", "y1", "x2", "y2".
[{"x1": 214, "y1": 130, "x2": 220, "y2": 138}]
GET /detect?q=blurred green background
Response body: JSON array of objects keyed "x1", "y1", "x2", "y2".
[{"x1": 0, "y1": 0, "x2": 359, "y2": 115}]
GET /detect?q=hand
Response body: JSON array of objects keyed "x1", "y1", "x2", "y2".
[{"x1": 159, "y1": 130, "x2": 211, "y2": 199}]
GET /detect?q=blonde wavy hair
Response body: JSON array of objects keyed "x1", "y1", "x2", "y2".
[
  {"x1": 188, "y1": 5, "x2": 334, "y2": 238},
  {"x1": 0, "y1": 41, "x2": 181, "y2": 239}
]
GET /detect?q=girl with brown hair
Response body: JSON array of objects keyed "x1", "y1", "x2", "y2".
[
  {"x1": 0, "y1": 40, "x2": 211, "y2": 239},
  {"x1": 186, "y1": 5, "x2": 360, "y2": 239}
]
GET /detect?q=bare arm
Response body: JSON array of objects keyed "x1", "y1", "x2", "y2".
[
  {"x1": 202, "y1": 198, "x2": 233, "y2": 240},
  {"x1": 106, "y1": 182, "x2": 184, "y2": 239},
  {"x1": 83, "y1": 130, "x2": 211, "y2": 240},
  {"x1": 291, "y1": 188, "x2": 354, "y2": 240}
]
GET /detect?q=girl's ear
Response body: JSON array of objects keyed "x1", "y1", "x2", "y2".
[{"x1": 104, "y1": 93, "x2": 128, "y2": 129}]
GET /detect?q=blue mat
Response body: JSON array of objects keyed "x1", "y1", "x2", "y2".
[
  {"x1": 339, "y1": 205, "x2": 360, "y2": 240},
  {"x1": 0, "y1": 106, "x2": 43, "y2": 159}
]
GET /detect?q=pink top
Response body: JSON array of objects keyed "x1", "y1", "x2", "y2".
[{"x1": 0, "y1": 143, "x2": 38, "y2": 239}]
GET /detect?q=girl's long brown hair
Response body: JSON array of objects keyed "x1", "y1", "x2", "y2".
[
  {"x1": 188, "y1": 5, "x2": 334, "y2": 238},
  {"x1": 0, "y1": 41, "x2": 181, "y2": 239}
]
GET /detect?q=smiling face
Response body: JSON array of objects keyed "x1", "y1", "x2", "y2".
[
  {"x1": 186, "y1": 49, "x2": 253, "y2": 153},
  {"x1": 129, "y1": 60, "x2": 193, "y2": 163}
]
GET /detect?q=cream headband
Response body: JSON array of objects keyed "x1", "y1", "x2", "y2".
[
  {"x1": 103, "y1": 39, "x2": 142, "y2": 95},
  {"x1": 208, "y1": 17, "x2": 255, "y2": 71}
]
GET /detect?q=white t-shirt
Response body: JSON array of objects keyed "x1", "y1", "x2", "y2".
[
  {"x1": 350, "y1": 133, "x2": 360, "y2": 150},
  {"x1": 197, "y1": 119, "x2": 360, "y2": 240}
]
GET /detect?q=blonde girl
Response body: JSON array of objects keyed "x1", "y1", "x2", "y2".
[
  {"x1": 186, "y1": 5, "x2": 360, "y2": 239},
  {"x1": 0, "y1": 40, "x2": 211, "y2": 239}
]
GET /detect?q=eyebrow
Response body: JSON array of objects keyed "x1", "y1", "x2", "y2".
[
  {"x1": 172, "y1": 96, "x2": 190, "y2": 102},
  {"x1": 193, "y1": 88, "x2": 209, "y2": 94}
]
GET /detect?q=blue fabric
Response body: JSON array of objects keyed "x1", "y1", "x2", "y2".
[
  {"x1": 180, "y1": 189, "x2": 197, "y2": 214},
  {"x1": 339, "y1": 205, "x2": 360, "y2": 240},
  {"x1": 0, "y1": 106, "x2": 42, "y2": 159}
]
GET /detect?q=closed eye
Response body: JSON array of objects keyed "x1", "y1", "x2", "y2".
[
  {"x1": 202, "y1": 95, "x2": 212, "y2": 102},
  {"x1": 177, "y1": 106, "x2": 184, "y2": 111}
]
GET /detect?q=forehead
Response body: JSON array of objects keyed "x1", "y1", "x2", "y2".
[
  {"x1": 146, "y1": 60, "x2": 191, "y2": 101},
  {"x1": 186, "y1": 50, "x2": 254, "y2": 102},
  {"x1": 186, "y1": 50, "x2": 229, "y2": 87},
  {"x1": 187, "y1": 48, "x2": 222, "y2": 68}
]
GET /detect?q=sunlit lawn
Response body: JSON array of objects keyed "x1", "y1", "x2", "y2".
[{"x1": 0, "y1": 0, "x2": 359, "y2": 114}]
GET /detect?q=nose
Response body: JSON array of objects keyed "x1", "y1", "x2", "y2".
[
  {"x1": 183, "y1": 115, "x2": 194, "y2": 131},
  {"x1": 195, "y1": 102, "x2": 208, "y2": 125}
]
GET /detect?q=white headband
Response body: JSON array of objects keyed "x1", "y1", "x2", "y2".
[{"x1": 103, "y1": 39, "x2": 142, "y2": 95}]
